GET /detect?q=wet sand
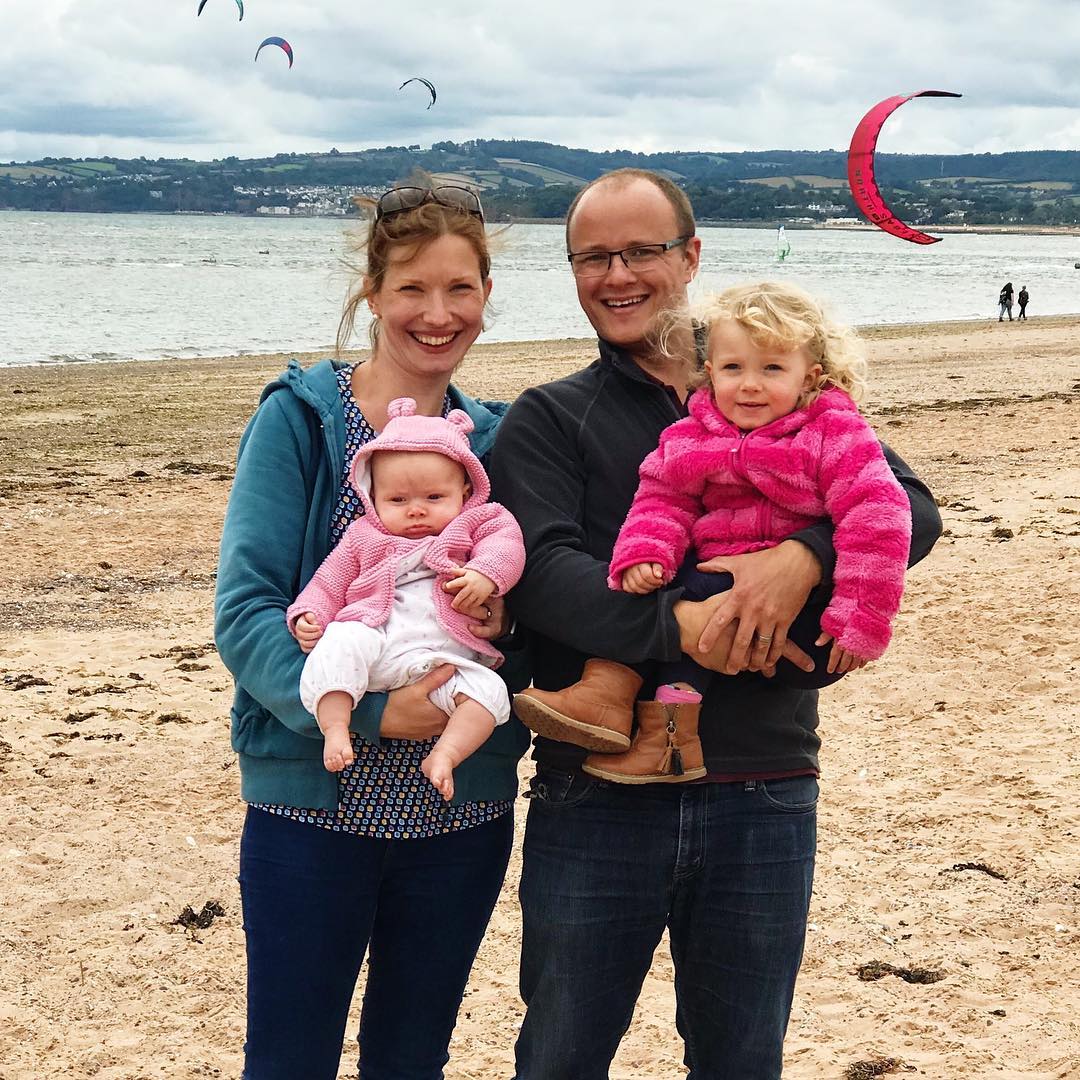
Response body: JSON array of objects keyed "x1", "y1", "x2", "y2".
[{"x1": 1, "y1": 315, "x2": 1079, "y2": 1078}]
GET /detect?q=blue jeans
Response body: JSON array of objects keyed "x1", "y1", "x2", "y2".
[
  {"x1": 239, "y1": 806, "x2": 513, "y2": 1080},
  {"x1": 514, "y1": 769, "x2": 818, "y2": 1079}
]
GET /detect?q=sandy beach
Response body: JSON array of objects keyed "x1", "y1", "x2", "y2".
[{"x1": 1, "y1": 315, "x2": 1079, "y2": 1079}]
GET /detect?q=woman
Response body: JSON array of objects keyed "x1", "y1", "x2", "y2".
[
  {"x1": 998, "y1": 280, "x2": 1014, "y2": 321},
  {"x1": 215, "y1": 185, "x2": 530, "y2": 1080}
]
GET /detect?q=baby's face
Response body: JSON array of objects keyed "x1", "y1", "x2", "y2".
[{"x1": 370, "y1": 450, "x2": 469, "y2": 539}]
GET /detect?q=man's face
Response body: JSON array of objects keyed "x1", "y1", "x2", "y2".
[{"x1": 567, "y1": 179, "x2": 701, "y2": 357}]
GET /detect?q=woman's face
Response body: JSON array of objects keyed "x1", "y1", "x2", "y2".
[{"x1": 367, "y1": 233, "x2": 492, "y2": 382}]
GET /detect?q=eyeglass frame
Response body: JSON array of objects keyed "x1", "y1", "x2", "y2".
[
  {"x1": 566, "y1": 235, "x2": 693, "y2": 277},
  {"x1": 374, "y1": 185, "x2": 485, "y2": 223}
]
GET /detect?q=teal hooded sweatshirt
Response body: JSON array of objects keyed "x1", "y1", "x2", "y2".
[{"x1": 214, "y1": 359, "x2": 531, "y2": 810}]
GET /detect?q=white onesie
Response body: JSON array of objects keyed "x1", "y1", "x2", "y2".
[{"x1": 298, "y1": 541, "x2": 510, "y2": 725}]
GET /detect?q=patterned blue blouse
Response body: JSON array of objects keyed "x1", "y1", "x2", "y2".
[{"x1": 253, "y1": 365, "x2": 513, "y2": 838}]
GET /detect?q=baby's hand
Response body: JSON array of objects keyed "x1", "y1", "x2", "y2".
[
  {"x1": 445, "y1": 567, "x2": 497, "y2": 614},
  {"x1": 294, "y1": 613, "x2": 324, "y2": 654},
  {"x1": 621, "y1": 562, "x2": 665, "y2": 595},
  {"x1": 815, "y1": 633, "x2": 870, "y2": 675}
]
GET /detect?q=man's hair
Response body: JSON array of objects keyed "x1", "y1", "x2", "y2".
[{"x1": 564, "y1": 168, "x2": 696, "y2": 250}]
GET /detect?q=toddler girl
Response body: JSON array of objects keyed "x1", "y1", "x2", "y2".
[
  {"x1": 515, "y1": 280, "x2": 912, "y2": 783},
  {"x1": 289, "y1": 397, "x2": 525, "y2": 800}
]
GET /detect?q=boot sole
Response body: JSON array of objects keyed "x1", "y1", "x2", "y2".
[
  {"x1": 580, "y1": 763, "x2": 708, "y2": 783},
  {"x1": 513, "y1": 694, "x2": 631, "y2": 753}
]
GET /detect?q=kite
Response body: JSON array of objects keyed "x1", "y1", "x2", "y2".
[
  {"x1": 399, "y1": 77, "x2": 437, "y2": 109},
  {"x1": 847, "y1": 90, "x2": 962, "y2": 245},
  {"x1": 197, "y1": 0, "x2": 244, "y2": 19},
  {"x1": 255, "y1": 36, "x2": 293, "y2": 68}
]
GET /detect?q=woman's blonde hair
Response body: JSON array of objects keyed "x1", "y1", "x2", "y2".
[
  {"x1": 670, "y1": 280, "x2": 868, "y2": 404},
  {"x1": 336, "y1": 191, "x2": 492, "y2": 354}
]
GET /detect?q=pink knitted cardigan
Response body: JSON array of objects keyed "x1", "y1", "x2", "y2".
[
  {"x1": 286, "y1": 398, "x2": 525, "y2": 665},
  {"x1": 608, "y1": 386, "x2": 912, "y2": 659}
]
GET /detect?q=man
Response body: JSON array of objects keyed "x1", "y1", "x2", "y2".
[
  {"x1": 1017, "y1": 285, "x2": 1029, "y2": 320},
  {"x1": 489, "y1": 169, "x2": 942, "y2": 1078}
]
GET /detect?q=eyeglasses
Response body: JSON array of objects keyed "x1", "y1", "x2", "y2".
[
  {"x1": 375, "y1": 185, "x2": 485, "y2": 223},
  {"x1": 567, "y1": 236, "x2": 692, "y2": 278}
]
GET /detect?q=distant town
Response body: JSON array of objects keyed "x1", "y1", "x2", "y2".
[{"x1": 3, "y1": 140, "x2": 1080, "y2": 227}]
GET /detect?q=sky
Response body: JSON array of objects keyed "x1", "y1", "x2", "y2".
[{"x1": 4, "y1": 0, "x2": 1080, "y2": 163}]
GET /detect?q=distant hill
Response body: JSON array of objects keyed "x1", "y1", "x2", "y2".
[{"x1": 2, "y1": 140, "x2": 1079, "y2": 226}]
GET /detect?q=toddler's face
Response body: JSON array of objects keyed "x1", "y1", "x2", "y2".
[
  {"x1": 706, "y1": 318, "x2": 821, "y2": 430},
  {"x1": 370, "y1": 450, "x2": 469, "y2": 538}
]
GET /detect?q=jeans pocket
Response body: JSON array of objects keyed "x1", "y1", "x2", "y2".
[
  {"x1": 526, "y1": 767, "x2": 600, "y2": 809},
  {"x1": 758, "y1": 776, "x2": 819, "y2": 814}
]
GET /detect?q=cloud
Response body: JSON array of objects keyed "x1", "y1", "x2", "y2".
[{"x1": 3, "y1": 0, "x2": 1079, "y2": 161}]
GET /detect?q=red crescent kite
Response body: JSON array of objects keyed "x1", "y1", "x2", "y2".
[{"x1": 847, "y1": 90, "x2": 962, "y2": 244}]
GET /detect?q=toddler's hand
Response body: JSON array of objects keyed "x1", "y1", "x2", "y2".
[
  {"x1": 621, "y1": 562, "x2": 665, "y2": 595},
  {"x1": 294, "y1": 613, "x2": 324, "y2": 654},
  {"x1": 445, "y1": 567, "x2": 497, "y2": 613},
  {"x1": 815, "y1": 633, "x2": 870, "y2": 675}
]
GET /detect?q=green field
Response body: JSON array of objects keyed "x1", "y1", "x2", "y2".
[
  {"x1": 793, "y1": 174, "x2": 847, "y2": 188},
  {"x1": 494, "y1": 159, "x2": 587, "y2": 186},
  {"x1": 65, "y1": 161, "x2": 117, "y2": 175},
  {"x1": 0, "y1": 166, "x2": 65, "y2": 179}
]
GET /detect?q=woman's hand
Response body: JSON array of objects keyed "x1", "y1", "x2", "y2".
[
  {"x1": 444, "y1": 581, "x2": 511, "y2": 641},
  {"x1": 294, "y1": 613, "x2": 324, "y2": 654},
  {"x1": 379, "y1": 665, "x2": 455, "y2": 740},
  {"x1": 693, "y1": 541, "x2": 822, "y2": 672}
]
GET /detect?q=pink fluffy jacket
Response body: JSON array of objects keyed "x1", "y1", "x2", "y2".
[
  {"x1": 286, "y1": 398, "x2": 525, "y2": 665},
  {"x1": 609, "y1": 386, "x2": 912, "y2": 659}
]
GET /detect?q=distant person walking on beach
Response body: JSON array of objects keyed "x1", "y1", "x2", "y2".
[
  {"x1": 1017, "y1": 285, "x2": 1030, "y2": 320},
  {"x1": 215, "y1": 184, "x2": 530, "y2": 1080},
  {"x1": 998, "y1": 281, "x2": 1015, "y2": 321}
]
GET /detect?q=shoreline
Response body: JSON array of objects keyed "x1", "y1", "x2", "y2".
[
  {"x1": 5, "y1": 205, "x2": 1080, "y2": 237},
  {"x1": 4, "y1": 312, "x2": 1080, "y2": 373}
]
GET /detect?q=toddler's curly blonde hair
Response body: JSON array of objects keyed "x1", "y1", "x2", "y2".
[{"x1": 669, "y1": 280, "x2": 868, "y2": 404}]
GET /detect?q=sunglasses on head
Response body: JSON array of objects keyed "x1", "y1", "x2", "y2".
[{"x1": 375, "y1": 185, "x2": 485, "y2": 223}]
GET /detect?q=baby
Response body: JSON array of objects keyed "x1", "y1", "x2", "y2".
[{"x1": 288, "y1": 397, "x2": 525, "y2": 800}]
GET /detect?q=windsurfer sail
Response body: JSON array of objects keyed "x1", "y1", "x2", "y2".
[{"x1": 776, "y1": 224, "x2": 791, "y2": 262}]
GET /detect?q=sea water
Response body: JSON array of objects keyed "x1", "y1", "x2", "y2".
[{"x1": 1, "y1": 210, "x2": 1078, "y2": 367}]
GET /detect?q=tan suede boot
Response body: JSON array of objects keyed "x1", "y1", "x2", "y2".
[
  {"x1": 581, "y1": 701, "x2": 706, "y2": 783},
  {"x1": 512, "y1": 659, "x2": 641, "y2": 752}
]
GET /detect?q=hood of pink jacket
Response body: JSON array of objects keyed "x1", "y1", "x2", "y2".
[{"x1": 349, "y1": 397, "x2": 491, "y2": 534}]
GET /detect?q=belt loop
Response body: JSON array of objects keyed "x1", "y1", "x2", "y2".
[{"x1": 743, "y1": 779, "x2": 757, "y2": 792}]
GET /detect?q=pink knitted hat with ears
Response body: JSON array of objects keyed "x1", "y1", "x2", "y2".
[{"x1": 349, "y1": 397, "x2": 491, "y2": 518}]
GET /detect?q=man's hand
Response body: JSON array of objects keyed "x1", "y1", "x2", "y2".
[
  {"x1": 293, "y1": 613, "x2": 324, "y2": 654},
  {"x1": 689, "y1": 541, "x2": 823, "y2": 673},
  {"x1": 621, "y1": 562, "x2": 665, "y2": 595},
  {"x1": 445, "y1": 567, "x2": 498, "y2": 612},
  {"x1": 380, "y1": 665, "x2": 455, "y2": 740},
  {"x1": 674, "y1": 596, "x2": 816, "y2": 676}
]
